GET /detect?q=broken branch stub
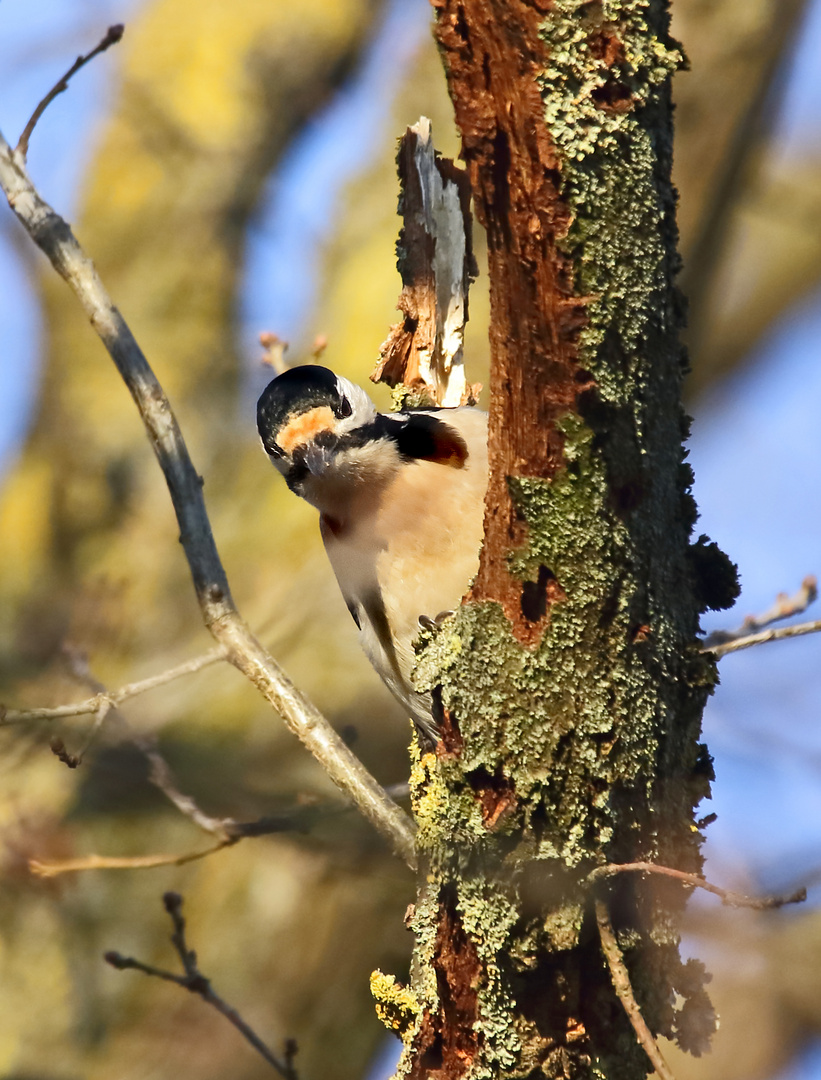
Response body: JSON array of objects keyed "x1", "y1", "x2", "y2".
[{"x1": 372, "y1": 116, "x2": 480, "y2": 408}]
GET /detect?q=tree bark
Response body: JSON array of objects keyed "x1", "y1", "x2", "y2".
[{"x1": 372, "y1": 2, "x2": 739, "y2": 1076}]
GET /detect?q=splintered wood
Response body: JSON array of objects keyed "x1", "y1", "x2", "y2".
[{"x1": 372, "y1": 117, "x2": 481, "y2": 408}]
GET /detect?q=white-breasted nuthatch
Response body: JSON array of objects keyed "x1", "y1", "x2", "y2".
[{"x1": 257, "y1": 365, "x2": 488, "y2": 741}]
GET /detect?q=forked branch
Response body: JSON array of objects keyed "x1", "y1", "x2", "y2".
[
  {"x1": 589, "y1": 861, "x2": 806, "y2": 910},
  {"x1": 1, "y1": 646, "x2": 228, "y2": 725},
  {"x1": 106, "y1": 892, "x2": 298, "y2": 1078},
  {"x1": 703, "y1": 575, "x2": 818, "y2": 658},
  {"x1": 0, "y1": 125, "x2": 416, "y2": 869}
]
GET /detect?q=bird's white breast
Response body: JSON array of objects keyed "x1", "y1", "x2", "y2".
[{"x1": 319, "y1": 408, "x2": 488, "y2": 729}]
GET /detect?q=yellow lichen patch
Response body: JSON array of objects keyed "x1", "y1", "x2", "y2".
[
  {"x1": 278, "y1": 406, "x2": 336, "y2": 454},
  {"x1": 370, "y1": 970, "x2": 420, "y2": 1034}
]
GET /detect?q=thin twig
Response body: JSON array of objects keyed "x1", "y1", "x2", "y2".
[
  {"x1": 73, "y1": 699, "x2": 113, "y2": 763},
  {"x1": 31, "y1": 782, "x2": 409, "y2": 877},
  {"x1": 106, "y1": 892, "x2": 298, "y2": 1078},
  {"x1": 137, "y1": 728, "x2": 330, "y2": 842},
  {"x1": 16, "y1": 25, "x2": 125, "y2": 161},
  {"x1": 29, "y1": 652, "x2": 406, "y2": 878},
  {"x1": 703, "y1": 618, "x2": 821, "y2": 660},
  {"x1": 595, "y1": 898, "x2": 677, "y2": 1080},
  {"x1": 1, "y1": 646, "x2": 228, "y2": 725},
  {"x1": 259, "y1": 331, "x2": 290, "y2": 374},
  {"x1": 32, "y1": 843, "x2": 230, "y2": 878},
  {"x1": 29, "y1": 651, "x2": 405, "y2": 876},
  {"x1": 139, "y1": 736, "x2": 234, "y2": 836},
  {"x1": 589, "y1": 861, "x2": 806, "y2": 910},
  {"x1": 702, "y1": 575, "x2": 817, "y2": 649},
  {"x1": 0, "y1": 131, "x2": 416, "y2": 869},
  {"x1": 29, "y1": 807, "x2": 326, "y2": 878}
]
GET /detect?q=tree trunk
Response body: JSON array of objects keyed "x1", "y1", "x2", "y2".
[{"x1": 373, "y1": 2, "x2": 738, "y2": 1076}]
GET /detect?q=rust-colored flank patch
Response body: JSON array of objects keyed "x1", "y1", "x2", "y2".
[{"x1": 277, "y1": 406, "x2": 335, "y2": 454}]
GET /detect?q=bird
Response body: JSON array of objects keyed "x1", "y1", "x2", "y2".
[{"x1": 256, "y1": 365, "x2": 488, "y2": 742}]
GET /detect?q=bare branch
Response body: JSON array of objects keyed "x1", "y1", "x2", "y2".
[
  {"x1": 138, "y1": 736, "x2": 233, "y2": 836},
  {"x1": 594, "y1": 898, "x2": 678, "y2": 1080},
  {"x1": 28, "y1": 663, "x2": 365, "y2": 875},
  {"x1": 16, "y1": 25, "x2": 125, "y2": 161},
  {"x1": 137, "y1": 732, "x2": 330, "y2": 842},
  {"x1": 106, "y1": 892, "x2": 298, "y2": 1078},
  {"x1": 29, "y1": 791, "x2": 385, "y2": 878},
  {"x1": 589, "y1": 861, "x2": 806, "y2": 910},
  {"x1": 703, "y1": 618, "x2": 821, "y2": 660},
  {"x1": 0, "y1": 130, "x2": 416, "y2": 870},
  {"x1": 30, "y1": 770, "x2": 408, "y2": 877},
  {"x1": 1, "y1": 646, "x2": 228, "y2": 726},
  {"x1": 32, "y1": 844, "x2": 230, "y2": 878},
  {"x1": 28, "y1": 648, "x2": 406, "y2": 877},
  {"x1": 702, "y1": 575, "x2": 817, "y2": 649}
]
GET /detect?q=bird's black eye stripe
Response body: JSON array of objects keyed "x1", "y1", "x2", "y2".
[
  {"x1": 335, "y1": 397, "x2": 353, "y2": 419},
  {"x1": 286, "y1": 454, "x2": 309, "y2": 492}
]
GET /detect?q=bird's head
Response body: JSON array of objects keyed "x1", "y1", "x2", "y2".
[
  {"x1": 256, "y1": 365, "x2": 381, "y2": 504},
  {"x1": 257, "y1": 364, "x2": 470, "y2": 513}
]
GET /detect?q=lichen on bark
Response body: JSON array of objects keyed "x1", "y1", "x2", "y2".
[{"x1": 372, "y1": 1, "x2": 738, "y2": 1077}]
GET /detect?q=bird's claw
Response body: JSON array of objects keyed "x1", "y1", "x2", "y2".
[{"x1": 418, "y1": 609, "x2": 455, "y2": 631}]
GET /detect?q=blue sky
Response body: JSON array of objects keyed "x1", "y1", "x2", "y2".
[{"x1": 2, "y1": 2, "x2": 821, "y2": 1075}]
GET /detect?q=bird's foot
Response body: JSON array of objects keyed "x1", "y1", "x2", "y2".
[{"x1": 417, "y1": 609, "x2": 455, "y2": 632}]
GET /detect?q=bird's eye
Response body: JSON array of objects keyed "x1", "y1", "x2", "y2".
[{"x1": 336, "y1": 397, "x2": 353, "y2": 419}]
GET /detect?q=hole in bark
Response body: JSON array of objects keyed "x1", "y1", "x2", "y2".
[
  {"x1": 418, "y1": 1036, "x2": 443, "y2": 1073},
  {"x1": 434, "y1": 690, "x2": 464, "y2": 758},
  {"x1": 591, "y1": 80, "x2": 634, "y2": 112},
  {"x1": 520, "y1": 566, "x2": 566, "y2": 623},
  {"x1": 521, "y1": 565, "x2": 550, "y2": 622},
  {"x1": 455, "y1": 6, "x2": 469, "y2": 43},
  {"x1": 588, "y1": 28, "x2": 626, "y2": 65},
  {"x1": 466, "y1": 766, "x2": 518, "y2": 828}
]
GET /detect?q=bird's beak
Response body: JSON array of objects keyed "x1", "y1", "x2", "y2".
[{"x1": 303, "y1": 443, "x2": 332, "y2": 477}]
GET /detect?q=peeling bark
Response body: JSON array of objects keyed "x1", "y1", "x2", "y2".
[{"x1": 373, "y1": 118, "x2": 480, "y2": 408}]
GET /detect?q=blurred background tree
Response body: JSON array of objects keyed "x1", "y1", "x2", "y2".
[{"x1": 0, "y1": 1, "x2": 820, "y2": 1078}]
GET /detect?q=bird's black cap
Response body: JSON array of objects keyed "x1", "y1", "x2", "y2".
[{"x1": 257, "y1": 365, "x2": 345, "y2": 453}]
